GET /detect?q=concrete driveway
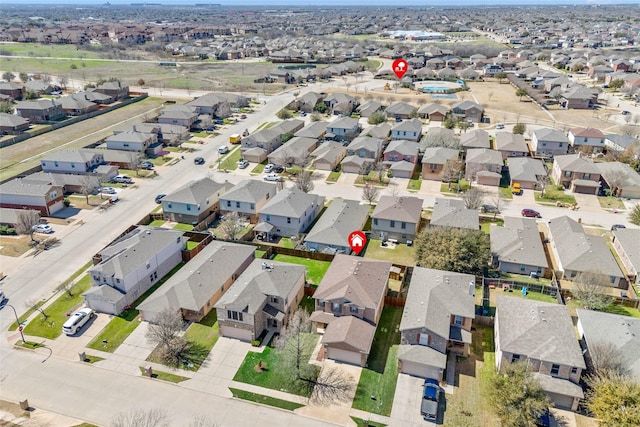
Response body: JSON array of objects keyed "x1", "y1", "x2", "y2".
[
  {"x1": 573, "y1": 192, "x2": 602, "y2": 212},
  {"x1": 390, "y1": 374, "x2": 428, "y2": 426}
]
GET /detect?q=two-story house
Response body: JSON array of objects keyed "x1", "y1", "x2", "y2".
[
  {"x1": 495, "y1": 296, "x2": 586, "y2": 411},
  {"x1": 507, "y1": 157, "x2": 547, "y2": 190},
  {"x1": 465, "y1": 148, "x2": 503, "y2": 185},
  {"x1": 595, "y1": 161, "x2": 640, "y2": 199},
  {"x1": 430, "y1": 198, "x2": 479, "y2": 230},
  {"x1": 83, "y1": 226, "x2": 186, "y2": 315},
  {"x1": 257, "y1": 187, "x2": 324, "y2": 237},
  {"x1": 531, "y1": 128, "x2": 569, "y2": 158},
  {"x1": 371, "y1": 195, "x2": 423, "y2": 244},
  {"x1": 0, "y1": 112, "x2": 29, "y2": 135},
  {"x1": 219, "y1": 180, "x2": 277, "y2": 223},
  {"x1": 304, "y1": 198, "x2": 369, "y2": 255},
  {"x1": 398, "y1": 268, "x2": 475, "y2": 380},
  {"x1": 0, "y1": 178, "x2": 65, "y2": 216},
  {"x1": 494, "y1": 132, "x2": 529, "y2": 159},
  {"x1": 40, "y1": 149, "x2": 105, "y2": 175},
  {"x1": 490, "y1": 217, "x2": 548, "y2": 277},
  {"x1": 341, "y1": 136, "x2": 383, "y2": 174},
  {"x1": 0, "y1": 81, "x2": 24, "y2": 100},
  {"x1": 138, "y1": 241, "x2": 255, "y2": 323},
  {"x1": 551, "y1": 153, "x2": 601, "y2": 194},
  {"x1": 421, "y1": 147, "x2": 460, "y2": 181},
  {"x1": 215, "y1": 259, "x2": 306, "y2": 342},
  {"x1": 326, "y1": 117, "x2": 360, "y2": 141},
  {"x1": 311, "y1": 255, "x2": 392, "y2": 366},
  {"x1": 162, "y1": 177, "x2": 232, "y2": 225},
  {"x1": 93, "y1": 80, "x2": 129, "y2": 100},
  {"x1": 15, "y1": 99, "x2": 65, "y2": 124},
  {"x1": 157, "y1": 105, "x2": 198, "y2": 128},
  {"x1": 391, "y1": 118, "x2": 423, "y2": 142},
  {"x1": 267, "y1": 136, "x2": 317, "y2": 167},
  {"x1": 611, "y1": 228, "x2": 640, "y2": 286},
  {"x1": 106, "y1": 131, "x2": 157, "y2": 154},
  {"x1": 383, "y1": 139, "x2": 419, "y2": 178},
  {"x1": 568, "y1": 127, "x2": 606, "y2": 153},
  {"x1": 451, "y1": 101, "x2": 483, "y2": 123}
]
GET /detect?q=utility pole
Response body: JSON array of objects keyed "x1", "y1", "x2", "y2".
[{"x1": 6, "y1": 304, "x2": 25, "y2": 344}]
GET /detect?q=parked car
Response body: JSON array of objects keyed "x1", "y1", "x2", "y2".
[
  {"x1": 536, "y1": 409, "x2": 552, "y2": 427},
  {"x1": 62, "y1": 308, "x2": 94, "y2": 336},
  {"x1": 511, "y1": 182, "x2": 522, "y2": 195},
  {"x1": 264, "y1": 173, "x2": 282, "y2": 182},
  {"x1": 273, "y1": 165, "x2": 285, "y2": 173},
  {"x1": 521, "y1": 209, "x2": 541, "y2": 218},
  {"x1": 218, "y1": 145, "x2": 229, "y2": 154},
  {"x1": 100, "y1": 187, "x2": 117, "y2": 195},
  {"x1": 140, "y1": 161, "x2": 154, "y2": 170},
  {"x1": 611, "y1": 224, "x2": 626, "y2": 231},
  {"x1": 621, "y1": 110, "x2": 630, "y2": 115},
  {"x1": 0, "y1": 290, "x2": 8, "y2": 305},
  {"x1": 32, "y1": 224, "x2": 54, "y2": 234},
  {"x1": 496, "y1": 123, "x2": 505, "y2": 129},
  {"x1": 112, "y1": 174, "x2": 133, "y2": 184},
  {"x1": 155, "y1": 194, "x2": 167, "y2": 204},
  {"x1": 194, "y1": 157, "x2": 205, "y2": 165},
  {"x1": 238, "y1": 159, "x2": 249, "y2": 169},
  {"x1": 240, "y1": 114, "x2": 247, "y2": 119},
  {"x1": 421, "y1": 378, "x2": 440, "y2": 421},
  {"x1": 264, "y1": 163, "x2": 276, "y2": 173}
]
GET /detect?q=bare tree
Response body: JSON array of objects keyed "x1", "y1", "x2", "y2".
[
  {"x1": 111, "y1": 408, "x2": 169, "y2": 427},
  {"x1": 215, "y1": 102, "x2": 232, "y2": 119},
  {"x1": 374, "y1": 161, "x2": 386, "y2": 184},
  {"x1": 80, "y1": 175, "x2": 98, "y2": 205},
  {"x1": 442, "y1": 159, "x2": 463, "y2": 189},
  {"x1": 188, "y1": 417, "x2": 217, "y2": 427},
  {"x1": 125, "y1": 151, "x2": 142, "y2": 177},
  {"x1": 587, "y1": 341, "x2": 628, "y2": 377},
  {"x1": 573, "y1": 271, "x2": 615, "y2": 311},
  {"x1": 145, "y1": 308, "x2": 187, "y2": 366},
  {"x1": 361, "y1": 183, "x2": 379, "y2": 205},
  {"x1": 463, "y1": 188, "x2": 485, "y2": 210},
  {"x1": 310, "y1": 365, "x2": 356, "y2": 405},
  {"x1": 15, "y1": 210, "x2": 41, "y2": 242},
  {"x1": 219, "y1": 211, "x2": 244, "y2": 240},
  {"x1": 537, "y1": 173, "x2": 551, "y2": 198},
  {"x1": 296, "y1": 170, "x2": 314, "y2": 193},
  {"x1": 601, "y1": 169, "x2": 626, "y2": 197},
  {"x1": 489, "y1": 193, "x2": 505, "y2": 220},
  {"x1": 274, "y1": 310, "x2": 315, "y2": 379},
  {"x1": 25, "y1": 298, "x2": 49, "y2": 320}
]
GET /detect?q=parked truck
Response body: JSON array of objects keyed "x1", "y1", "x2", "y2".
[
  {"x1": 421, "y1": 379, "x2": 439, "y2": 422},
  {"x1": 229, "y1": 134, "x2": 241, "y2": 144}
]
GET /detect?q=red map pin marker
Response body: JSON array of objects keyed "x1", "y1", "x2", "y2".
[
  {"x1": 392, "y1": 58, "x2": 408, "y2": 79},
  {"x1": 348, "y1": 231, "x2": 367, "y2": 255}
]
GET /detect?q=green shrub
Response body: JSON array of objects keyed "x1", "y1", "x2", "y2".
[
  {"x1": 251, "y1": 340, "x2": 260, "y2": 347},
  {"x1": 0, "y1": 225, "x2": 16, "y2": 235}
]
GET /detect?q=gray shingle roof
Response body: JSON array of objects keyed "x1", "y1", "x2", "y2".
[
  {"x1": 347, "y1": 136, "x2": 382, "y2": 153},
  {"x1": 0, "y1": 112, "x2": 28, "y2": 127},
  {"x1": 398, "y1": 343, "x2": 447, "y2": 368},
  {"x1": 372, "y1": 195, "x2": 423, "y2": 223},
  {"x1": 496, "y1": 296, "x2": 586, "y2": 368},
  {"x1": 612, "y1": 228, "x2": 640, "y2": 276},
  {"x1": 106, "y1": 131, "x2": 153, "y2": 144},
  {"x1": 595, "y1": 161, "x2": 640, "y2": 191},
  {"x1": 294, "y1": 121, "x2": 328, "y2": 139},
  {"x1": 41, "y1": 149, "x2": 102, "y2": 164},
  {"x1": 534, "y1": 128, "x2": 569, "y2": 143},
  {"x1": 311, "y1": 141, "x2": 346, "y2": 165},
  {"x1": 460, "y1": 129, "x2": 490, "y2": 149},
  {"x1": 421, "y1": 147, "x2": 459, "y2": 165},
  {"x1": 392, "y1": 118, "x2": 422, "y2": 133},
  {"x1": 430, "y1": 198, "x2": 479, "y2": 230},
  {"x1": 304, "y1": 198, "x2": 369, "y2": 249},
  {"x1": 163, "y1": 177, "x2": 231, "y2": 205},
  {"x1": 495, "y1": 132, "x2": 528, "y2": 153},
  {"x1": 466, "y1": 148, "x2": 503, "y2": 165},
  {"x1": 491, "y1": 217, "x2": 547, "y2": 269},
  {"x1": 320, "y1": 315, "x2": 376, "y2": 353},
  {"x1": 0, "y1": 179, "x2": 59, "y2": 197},
  {"x1": 259, "y1": 187, "x2": 323, "y2": 218},
  {"x1": 508, "y1": 157, "x2": 547, "y2": 183},
  {"x1": 385, "y1": 139, "x2": 419, "y2": 157},
  {"x1": 220, "y1": 180, "x2": 277, "y2": 204}
]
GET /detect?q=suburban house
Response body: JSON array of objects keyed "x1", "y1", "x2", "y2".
[
  {"x1": 242, "y1": 130, "x2": 282, "y2": 159},
  {"x1": 340, "y1": 155, "x2": 375, "y2": 175},
  {"x1": 0, "y1": 208, "x2": 40, "y2": 229},
  {"x1": 311, "y1": 255, "x2": 392, "y2": 367},
  {"x1": 371, "y1": 195, "x2": 423, "y2": 244},
  {"x1": 531, "y1": 128, "x2": 570, "y2": 158},
  {"x1": 83, "y1": 227, "x2": 186, "y2": 315},
  {"x1": 430, "y1": 198, "x2": 479, "y2": 230},
  {"x1": 611, "y1": 228, "x2": 640, "y2": 286},
  {"x1": 451, "y1": 100, "x2": 483, "y2": 123},
  {"x1": 595, "y1": 161, "x2": 640, "y2": 199},
  {"x1": 604, "y1": 133, "x2": 637, "y2": 154},
  {"x1": 289, "y1": 91, "x2": 324, "y2": 113},
  {"x1": 465, "y1": 148, "x2": 503, "y2": 185},
  {"x1": 0, "y1": 178, "x2": 65, "y2": 216},
  {"x1": 215, "y1": 259, "x2": 306, "y2": 342},
  {"x1": 568, "y1": 127, "x2": 606, "y2": 153},
  {"x1": 324, "y1": 93, "x2": 355, "y2": 115},
  {"x1": 0, "y1": 81, "x2": 24, "y2": 100},
  {"x1": 417, "y1": 103, "x2": 448, "y2": 121},
  {"x1": 356, "y1": 100, "x2": 384, "y2": 118},
  {"x1": 219, "y1": 180, "x2": 277, "y2": 223},
  {"x1": 138, "y1": 241, "x2": 255, "y2": 323},
  {"x1": 267, "y1": 136, "x2": 317, "y2": 167},
  {"x1": 294, "y1": 121, "x2": 327, "y2": 140},
  {"x1": 362, "y1": 123, "x2": 391, "y2": 140},
  {"x1": 391, "y1": 118, "x2": 423, "y2": 142},
  {"x1": 93, "y1": 80, "x2": 129, "y2": 100},
  {"x1": 398, "y1": 268, "x2": 475, "y2": 380},
  {"x1": 560, "y1": 86, "x2": 598, "y2": 110},
  {"x1": 40, "y1": 149, "x2": 105, "y2": 175},
  {"x1": 386, "y1": 102, "x2": 416, "y2": 120},
  {"x1": 326, "y1": 117, "x2": 360, "y2": 141},
  {"x1": 551, "y1": 153, "x2": 601, "y2": 194},
  {"x1": 494, "y1": 132, "x2": 529, "y2": 159},
  {"x1": 310, "y1": 141, "x2": 347, "y2": 171},
  {"x1": 421, "y1": 147, "x2": 460, "y2": 181},
  {"x1": 106, "y1": 131, "x2": 157, "y2": 153},
  {"x1": 383, "y1": 140, "x2": 419, "y2": 178},
  {"x1": 460, "y1": 129, "x2": 490, "y2": 152},
  {"x1": 547, "y1": 216, "x2": 625, "y2": 288},
  {"x1": 157, "y1": 105, "x2": 198, "y2": 128},
  {"x1": 161, "y1": 178, "x2": 232, "y2": 225},
  {"x1": 15, "y1": 99, "x2": 65, "y2": 124},
  {"x1": 577, "y1": 309, "x2": 640, "y2": 380},
  {"x1": 304, "y1": 198, "x2": 369, "y2": 254},
  {"x1": 507, "y1": 157, "x2": 547, "y2": 190},
  {"x1": 58, "y1": 94, "x2": 98, "y2": 116},
  {"x1": 346, "y1": 136, "x2": 383, "y2": 159},
  {"x1": 495, "y1": 296, "x2": 586, "y2": 411},
  {"x1": 21, "y1": 172, "x2": 102, "y2": 195},
  {"x1": 0, "y1": 112, "x2": 29, "y2": 134},
  {"x1": 490, "y1": 217, "x2": 548, "y2": 277},
  {"x1": 117, "y1": 122, "x2": 189, "y2": 146},
  {"x1": 257, "y1": 187, "x2": 324, "y2": 237}
]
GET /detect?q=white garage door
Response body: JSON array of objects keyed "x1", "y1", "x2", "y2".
[
  {"x1": 327, "y1": 347, "x2": 362, "y2": 366},
  {"x1": 401, "y1": 360, "x2": 441, "y2": 380},
  {"x1": 547, "y1": 392, "x2": 574, "y2": 410},
  {"x1": 48, "y1": 200, "x2": 65, "y2": 215},
  {"x1": 220, "y1": 325, "x2": 252, "y2": 342}
]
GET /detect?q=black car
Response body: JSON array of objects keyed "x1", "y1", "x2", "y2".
[
  {"x1": 274, "y1": 166, "x2": 285, "y2": 173},
  {"x1": 194, "y1": 157, "x2": 205, "y2": 165},
  {"x1": 155, "y1": 194, "x2": 167, "y2": 204}
]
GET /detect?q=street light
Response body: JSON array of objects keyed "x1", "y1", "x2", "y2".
[{"x1": 5, "y1": 304, "x2": 26, "y2": 344}]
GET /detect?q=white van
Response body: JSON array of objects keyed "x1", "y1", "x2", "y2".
[{"x1": 63, "y1": 308, "x2": 94, "y2": 335}]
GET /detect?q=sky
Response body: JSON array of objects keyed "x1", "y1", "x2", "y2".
[{"x1": 4, "y1": 0, "x2": 639, "y2": 5}]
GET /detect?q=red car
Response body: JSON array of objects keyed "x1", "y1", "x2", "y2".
[{"x1": 521, "y1": 209, "x2": 541, "y2": 218}]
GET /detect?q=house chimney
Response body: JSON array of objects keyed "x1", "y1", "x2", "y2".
[{"x1": 469, "y1": 281, "x2": 475, "y2": 297}]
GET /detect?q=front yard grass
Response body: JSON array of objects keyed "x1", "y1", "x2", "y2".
[
  {"x1": 352, "y1": 306, "x2": 402, "y2": 416},
  {"x1": 23, "y1": 274, "x2": 92, "y2": 339},
  {"x1": 181, "y1": 311, "x2": 220, "y2": 370},
  {"x1": 233, "y1": 334, "x2": 319, "y2": 397},
  {"x1": 598, "y1": 196, "x2": 625, "y2": 210},
  {"x1": 350, "y1": 417, "x2": 387, "y2": 427},
  {"x1": 229, "y1": 388, "x2": 304, "y2": 411},
  {"x1": 219, "y1": 146, "x2": 241, "y2": 171},
  {"x1": 498, "y1": 186, "x2": 514, "y2": 199},
  {"x1": 251, "y1": 163, "x2": 266, "y2": 174},
  {"x1": 363, "y1": 239, "x2": 416, "y2": 266},
  {"x1": 407, "y1": 178, "x2": 422, "y2": 191},
  {"x1": 0, "y1": 235, "x2": 33, "y2": 257},
  {"x1": 535, "y1": 186, "x2": 576, "y2": 205},
  {"x1": 355, "y1": 173, "x2": 389, "y2": 187},
  {"x1": 441, "y1": 179, "x2": 470, "y2": 194},
  {"x1": 139, "y1": 367, "x2": 190, "y2": 383},
  {"x1": 326, "y1": 171, "x2": 341, "y2": 183},
  {"x1": 272, "y1": 254, "x2": 331, "y2": 285}
]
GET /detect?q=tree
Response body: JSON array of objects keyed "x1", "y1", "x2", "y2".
[
  {"x1": 313, "y1": 102, "x2": 327, "y2": 113},
  {"x1": 442, "y1": 115, "x2": 456, "y2": 129},
  {"x1": 609, "y1": 79, "x2": 624, "y2": 90},
  {"x1": 2, "y1": 71, "x2": 15, "y2": 81},
  {"x1": 489, "y1": 193, "x2": 505, "y2": 220},
  {"x1": 0, "y1": 101, "x2": 14, "y2": 114},
  {"x1": 573, "y1": 271, "x2": 615, "y2": 311},
  {"x1": 368, "y1": 111, "x2": 386, "y2": 125},
  {"x1": 536, "y1": 173, "x2": 551, "y2": 198},
  {"x1": 462, "y1": 188, "x2": 485, "y2": 210},
  {"x1": 361, "y1": 183, "x2": 379, "y2": 205},
  {"x1": 15, "y1": 210, "x2": 41, "y2": 242},
  {"x1": 125, "y1": 152, "x2": 142, "y2": 177},
  {"x1": 585, "y1": 371, "x2": 640, "y2": 427},
  {"x1": 295, "y1": 170, "x2": 314, "y2": 193},
  {"x1": 310, "y1": 365, "x2": 356, "y2": 405},
  {"x1": 488, "y1": 363, "x2": 550, "y2": 427},
  {"x1": 215, "y1": 101, "x2": 231, "y2": 119},
  {"x1": 58, "y1": 75, "x2": 68, "y2": 90},
  {"x1": 145, "y1": 308, "x2": 188, "y2": 366},
  {"x1": 310, "y1": 112, "x2": 322, "y2": 122},
  {"x1": 415, "y1": 228, "x2": 490, "y2": 274},
  {"x1": 515, "y1": 87, "x2": 528, "y2": 101},
  {"x1": 19, "y1": 72, "x2": 29, "y2": 82},
  {"x1": 219, "y1": 211, "x2": 244, "y2": 240},
  {"x1": 276, "y1": 108, "x2": 293, "y2": 120},
  {"x1": 80, "y1": 175, "x2": 98, "y2": 205},
  {"x1": 494, "y1": 71, "x2": 507, "y2": 83},
  {"x1": 629, "y1": 203, "x2": 640, "y2": 226},
  {"x1": 442, "y1": 159, "x2": 463, "y2": 190},
  {"x1": 456, "y1": 119, "x2": 472, "y2": 133},
  {"x1": 281, "y1": 132, "x2": 294, "y2": 143},
  {"x1": 587, "y1": 341, "x2": 628, "y2": 377},
  {"x1": 137, "y1": 78, "x2": 145, "y2": 86},
  {"x1": 512, "y1": 122, "x2": 526, "y2": 135},
  {"x1": 111, "y1": 408, "x2": 169, "y2": 427},
  {"x1": 602, "y1": 169, "x2": 627, "y2": 196},
  {"x1": 23, "y1": 90, "x2": 38, "y2": 100}
]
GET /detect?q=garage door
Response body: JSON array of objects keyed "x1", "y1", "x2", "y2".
[
  {"x1": 547, "y1": 392, "x2": 574, "y2": 410},
  {"x1": 327, "y1": 347, "x2": 362, "y2": 366},
  {"x1": 400, "y1": 360, "x2": 441, "y2": 380},
  {"x1": 220, "y1": 325, "x2": 252, "y2": 342},
  {"x1": 48, "y1": 200, "x2": 65, "y2": 215}
]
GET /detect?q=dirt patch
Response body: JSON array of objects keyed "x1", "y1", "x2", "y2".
[{"x1": 0, "y1": 235, "x2": 34, "y2": 257}]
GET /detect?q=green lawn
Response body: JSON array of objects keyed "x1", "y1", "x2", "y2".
[
  {"x1": 149, "y1": 220, "x2": 166, "y2": 227},
  {"x1": 326, "y1": 171, "x2": 341, "y2": 183},
  {"x1": 233, "y1": 334, "x2": 319, "y2": 397},
  {"x1": 173, "y1": 223, "x2": 194, "y2": 231},
  {"x1": 598, "y1": 196, "x2": 625, "y2": 210},
  {"x1": 566, "y1": 299, "x2": 640, "y2": 318},
  {"x1": 219, "y1": 147, "x2": 242, "y2": 171},
  {"x1": 498, "y1": 186, "x2": 514, "y2": 200},
  {"x1": 139, "y1": 367, "x2": 190, "y2": 383},
  {"x1": 251, "y1": 163, "x2": 266, "y2": 174},
  {"x1": 352, "y1": 307, "x2": 402, "y2": 416},
  {"x1": 363, "y1": 239, "x2": 415, "y2": 266},
  {"x1": 272, "y1": 254, "x2": 331, "y2": 285},
  {"x1": 407, "y1": 178, "x2": 422, "y2": 191},
  {"x1": 278, "y1": 238, "x2": 297, "y2": 249},
  {"x1": 355, "y1": 173, "x2": 389, "y2": 187},
  {"x1": 229, "y1": 388, "x2": 305, "y2": 411},
  {"x1": 181, "y1": 312, "x2": 220, "y2": 370},
  {"x1": 186, "y1": 241, "x2": 199, "y2": 250},
  {"x1": 23, "y1": 274, "x2": 92, "y2": 339},
  {"x1": 299, "y1": 295, "x2": 316, "y2": 314},
  {"x1": 255, "y1": 250, "x2": 266, "y2": 259},
  {"x1": 441, "y1": 179, "x2": 470, "y2": 193},
  {"x1": 535, "y1": 186, "x2": 576, "y2": 204},
  {"x1": 350, "y1": 417, "x2": 387, "y2": 427}
]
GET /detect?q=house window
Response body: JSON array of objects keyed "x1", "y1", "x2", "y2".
[
  {"x1": 226, "y1": 201, "x2": 231, "y2": 207},
  {"x1": 542, "y1": 142, "x2": 547, "y2": 147},
  {"x1": 250, "y1": 203, "x2": 255, "y2": 210},
  {"x1": 227, "y1": 310, "x2": 243, "y2": 322},
  {"x1": 401, "y1": 222, "x2": 406, "y2": 230},
  {"x1": 71, "y1": 164, "x2": 75, "y2": 168},
  {"x1": 116, "y1": 278, "x2": 120, "y2": 284},
  {"x1": 332, "y1": 303, "x2": 340, "y2": 313},
  {"x1": 186, "y1": 205, "x2": 191, "y2": 211},
  {"x1": 551, "y1": 364, "x2": 560, "y2": 375},
  {"x1": 512, "y1": 354, "x2": 521, "y2": 363},
  {"x1": 266, "y1": 215, "x2": 270, "y2": 221},
  {"x1": 571, "y1": 367, "x2": 578, "y2": 375},
  {"x1": 287, "y1": 217, "x2": 291, "y2": 224},
  {"x1": 271, "y1": 296, "x2": 278, "y2": 304},
  {"x1": 454, "y1": 315, "x2": 463, "y2": 326},
  {"x1": 564, "y1": 171, "x2": 571, "y2": 178},
  {"x1": 123, "y1": 143, "x2": 129, "y2": 147},
  {"x1": 236, "y1": 201, "x2": 240, "y2": 208},
  {"x1": 167, "y1": 203, "x2": 172, "y2": 208},
  {"x1": 373, "y1": 218, "x2": 378, "y2": 226},
  {"x1": 54, "y1": 161, "x2": 59, "y2": 167},
  {"x1": 429, "y1": 163, "x2": 437, "y2": 170},
  {"x1": 520, "y1": 264, "x2": 526, "y2": 272},
  {"x1": 149, "y1": 274, "x2": 154, "y2": 282},
  {"x1": 418, "y1": 333, "x2": 430, "y2": 346},
  {"x1": 559, "y1": 143, "x2": 563, "y2": 147},
  {"x1": 390, "y1": 220, "x2": 395, "y2": 228},
  {"x1": 583, "y1": 173, "x2": 591, "y2": 180},
  {"x1": 350, "y1": 306, "x2": 358, "y2": 314}
]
